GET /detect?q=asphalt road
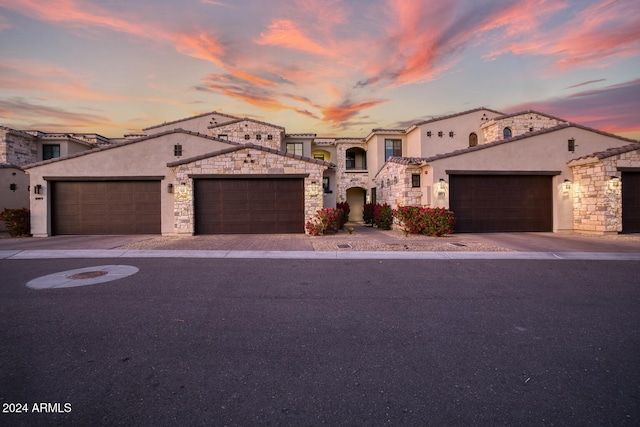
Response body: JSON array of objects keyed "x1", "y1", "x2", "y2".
[{"x1": 1, "y1": 258, "x2": 639, "y2": 426}]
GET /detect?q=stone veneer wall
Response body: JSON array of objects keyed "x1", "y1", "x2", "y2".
[
  {"x1": 571, "y1": 148, "x2": 640, "y2": 233},
  {"x1": 482, "y1": 114, "x2": 565, "y2": 143},
  {"x1": 0, "y1": 129, "x2": 37, "y2": 166},
  {"x1": 171, "y1": 147, "x2": 327, "y2": 234},
  {"x1": 375, "y1": 162, "x2": 422, "y2": 209},
  {"x1": 335, "y1": 142, "x2": 369, "y2": 203},
  {"x1": 210, "y1": 120, "x2": 282, "y2": 150}
]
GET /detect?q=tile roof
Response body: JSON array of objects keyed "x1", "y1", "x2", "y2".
[
  {"x1": 167, "y1": 143, "x2": 336, "y2": 169},
  {"x1": 0, "y1": 163, "x2": 23, "y2": 169},
  {"x1": 208, "y1": 117, "x2": 285, "y2": 130},
  {"x1": 23, "y1": 129, "x2": 234, "y2": 169},
  {"x1": 420, "y1": 123, "x2": 638, "y2": 163},
  {"x1": 568, "y1": 142, "x2": 640, "y2": 164},
  {"x1": 286, "y1": 133, "x2": 317, "y2": 137},
  {"x1": 143, "y1": 111, "x2": 239, "y2": 131},
  {"x1": 408, "y1": 107, "x2": 505, "y2": 128},
  {"x1": 491, "y1": 109, "x2": 567, "y2": 123}
]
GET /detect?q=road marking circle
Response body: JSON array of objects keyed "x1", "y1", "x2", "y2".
[{"x1": 27, "y1": 265, "x2": 139, "y2": 289}]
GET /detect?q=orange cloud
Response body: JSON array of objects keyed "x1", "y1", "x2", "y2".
[
  {"x1": 255, "y1": 19, "x2": 333, "y2": 57},
  {"x1": 322, "y1": 99, "x2": 388, "y2": 124},
  {"x1": 0, "y1": 58, "x2": 123, "y2": 101}
]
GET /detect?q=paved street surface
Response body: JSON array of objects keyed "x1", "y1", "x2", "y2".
[{"x1": 1, "y1": 257, "x2": 639, "y2": 426}]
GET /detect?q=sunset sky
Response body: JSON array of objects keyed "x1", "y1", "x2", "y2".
[{"x1": 0, "y1": 0, "x2": 638, "y2": 139}]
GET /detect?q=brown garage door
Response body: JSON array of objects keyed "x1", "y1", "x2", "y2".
[
  {"x1": 622, "y1": 172, "x2": 640, "y2": 233},
  {"x1": 449, "y1": 175, "x2": 552, "y2": 232},
  {"x1": 195, "y1": 178, "x2": 304, "y2": 234},
  {"x1": 52, "y1": 181, "x2": 161, "y2": 235}
]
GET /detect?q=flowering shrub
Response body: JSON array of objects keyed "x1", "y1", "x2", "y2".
[
  {"x1": 363, "y1": 203, "x2": 376, "y2": 225},
  {"x1": 393, "y1": 206, "x2": 456, "y2": 236},
  {"x1": 0, "y1": 208, "x2": 31, "y2": 237},
  {"x1": 373, "y1": 203, "x2": 393, "y2": 230},
  {"x1": 336, "y1": 202, "x2": 350, "y2": 228},
  {"x1": 305, "y1": 208, "x2": 343, "y2": 236}
]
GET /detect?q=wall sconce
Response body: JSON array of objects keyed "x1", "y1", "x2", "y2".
[
  {"x1": 437, "y1": 178, "x2": 447, "y2": 196},
  {"x1": 34, "y1": 184, "x2": 42, "y2": 195},
  {"x1": 9, "y1": 183, "x2": 17, "y2": 192},
  {"x1": 609, "y1": 176, "x2": 621, "y2": 189},
  {"x1": 167, "y1": 183, "x2": 174, "y2": 193},
  {"x1": 307, "y1": 183, "x2": 320, "y2": 196},
  {"x1": 563, "y1": 179, "x2": 571, "y2": 194},
  {"x1": 177, "y1": 182, "x2": 188, "y2": 195}
]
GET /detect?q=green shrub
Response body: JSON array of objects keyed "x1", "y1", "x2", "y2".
[
  {"x1": 393, "y1": 206, "x2": 456, "y2": 236},
  {"x1": 0, "y1": 208, "x2": 31, "y2": 237}
]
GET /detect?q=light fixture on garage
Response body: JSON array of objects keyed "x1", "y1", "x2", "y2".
[
  {"x1": 34, "y1": 184, "x2": 42, "y2": 194},
  {"x1": 609, "y1": 176, "x2": 621, "y2": 189},
  {"x1": 167, "y1": 183, "x2": 174, "y2": 193},
  {"x1": 563, "y1": 179, "x2": 572, "y2": 194},
  {"x1": 437, "y1": 178, "x2": 447, "y2": 196}
]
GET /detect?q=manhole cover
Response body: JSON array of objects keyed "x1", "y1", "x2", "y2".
[
  {"x1": 336, "y1": 244, "x2": 352, "y2": 249},
  {"x1": 67, "y1": 270, "x2": 109, "y2": 280}
]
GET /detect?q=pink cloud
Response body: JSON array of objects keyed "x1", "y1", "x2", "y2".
[
  {"x1": 0, "y1": 14, "x2": 11, "y2": 31},
  {"x1": 485, "y1": 0, "x2": 640, "y2": 69}
]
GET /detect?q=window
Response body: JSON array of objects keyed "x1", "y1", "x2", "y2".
[
  {"x1": 412, "y1": 174, "x2": 421, "y2": 188},
  {"x1": 256, "y1": 134, "x2": 262, "y2": 140},
  {"x1": 42, "y1": 144, "x2": 60, "y2": 160},
  {"x1": 370, "y1": 188, "x2": 377, "y2": 204},
  {"x1": 427, "y1": 131, "x2": 432, "y2": 137},
  {"x1": 503, "y1": 127, "x2": 512, "y2": 139},
  {"x1": 174, "y1": 144, "x2": 183, "y2": 157},
  {"x1": 267, "y1": 135, "x2": 273, "y2": 140},
  {"x1": 218, "y1": 134, "x2": 228, "y2": 140},
  {"x1": 322, "y1": 177, "x2": 330, "y2": 193},
  {"x1": 469, "y1": 132, "x2": 478, "y2": 147},
  {"x1": 286, "y1": 142, "x2": 303, "y2": 156},
  {"x1": 384, "y1": 139, "x2": 402, "y2": 161},
  {"x1": 449, "y1": 131, "x2": 455, "y2": 138},
  {"x1": 244, "y1": 134, "x2": 250, "y2": 140},
  {"x1": 568, "y1": 138, "x2": 575, "y2": 152},
  {"x1": 314, "y1": 154, "x2": 325, "y2": 161},
  {"x1": 438, "y1": 131, "x2": 443, "y2": 138}
]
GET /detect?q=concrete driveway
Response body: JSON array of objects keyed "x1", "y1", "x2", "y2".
[{"x1": 0, "y1": 225, "x2": 639, "y2": 252}]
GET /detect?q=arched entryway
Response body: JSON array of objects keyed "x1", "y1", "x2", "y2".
[{"x1": 346, "y1": 187, "x2": 366, "y2": 222}]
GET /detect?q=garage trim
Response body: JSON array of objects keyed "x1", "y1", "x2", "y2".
[
  {"x1": 44, "y1": 176, "x2": 165, "y2": 181},
  {"x1": 445, "y1": 170, "x2": 561, "y2": 176},
  {"x1": 188, "y1": 174, "x2": 309, "y2": 179}
]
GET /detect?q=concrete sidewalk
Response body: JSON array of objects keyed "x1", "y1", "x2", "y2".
[{"x1": 1, "y1": 224, "x2": 639, "y2": 259}]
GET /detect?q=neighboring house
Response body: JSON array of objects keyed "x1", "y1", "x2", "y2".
[
  {"x1": 0, "y1": 126, "x2": 104, "y2": 231},
  {"x1": 14, "y1": 107, "x2": 640, "y2": 236}
]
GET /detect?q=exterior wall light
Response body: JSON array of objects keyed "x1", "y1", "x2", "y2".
[
  {"x1": 609, "y1": 176, "x2": 621, "y2": 189},
  {"x1": 167, "y1": 183, "x2": 174, "y2": 193},
  {"x1": 9, "y1": 183, "x2": 17, "y2": 192},
  {"x1": 437, "y1": 178, "x2": 447, "y2": 196},
  {"x1": 563, "y1": 179, "x2": 572, "y2": 193},
  {"x1": 34, "y1": 184, "x2": 42, "y2": 194}
]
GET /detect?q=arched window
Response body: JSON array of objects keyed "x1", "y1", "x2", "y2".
[
  {"x1": 503, "y1": 127, "x2": 512, "y2": 139},
  {"x1": 469, "y1": 132, "x2": 478, "y2": 147}
]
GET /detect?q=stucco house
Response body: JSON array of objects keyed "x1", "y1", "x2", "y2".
[
  {"x1": 11, "y1": 107, "x2": 640, "y2": 236},
  {"x1": 0, "y1": 126, "x2": 105, "y2": 231}
]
